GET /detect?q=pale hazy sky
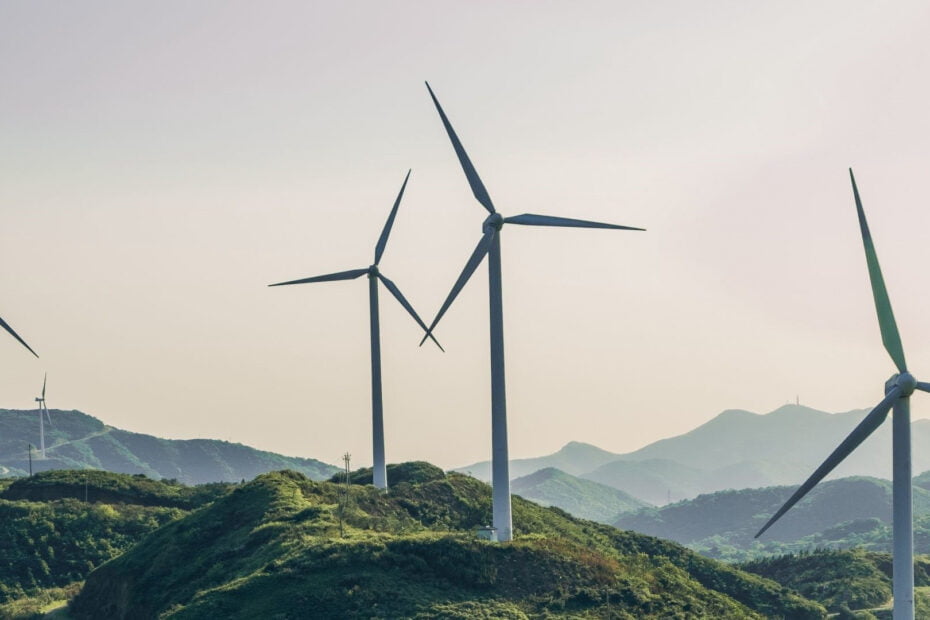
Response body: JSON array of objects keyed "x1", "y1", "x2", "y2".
[{"x1": 2, "y1": 1, "x2": 930, "y2": 470}]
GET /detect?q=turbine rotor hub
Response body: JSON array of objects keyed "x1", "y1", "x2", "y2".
[
  {"x1": 887, "y1": 372, "x2": 917, "y2": 397},
  {"x1": 368, "y1": 265, "x2": 379, "y2": 277},
  {"x1": 483, "y1": 213, "x2": 504, "y2": 231}
]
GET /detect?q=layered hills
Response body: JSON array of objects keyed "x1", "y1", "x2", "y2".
[
  {"x1": 0, "y1": 409, "x2": 338, "y2": 484},
  {"x1": 457, "y1": 404, "x2": 930, "y2": 505},
  {"x1": 614, "y1": 476, "x2": 930, "y2": 562},
  {"x1": 70, "y1": 468, "x2": 824, "y2": 619},
  {"x1": 511, "y1": 467, "x2": 649, "y2": 523}
]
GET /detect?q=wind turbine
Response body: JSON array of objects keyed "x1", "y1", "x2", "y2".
[
  {"x1": 270, "y1": 170, "x2": 441, "y2": 490},
  {"x1": 421, "y1": 82, "x2": 644, "y2": 542},
  {"x1": 1, "y1": 315, "x2": 37, "y2": 357},
  {"x1": 756, "y1": 169, "x2": 923, "y2": 619},
  {"x1": 35, "y1": 373, "x2": 52, "y2": 459}
]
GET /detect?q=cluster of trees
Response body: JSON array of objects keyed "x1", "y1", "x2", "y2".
[{"x1": 0, "y1": 470, "x2": 235, "y2": 605}]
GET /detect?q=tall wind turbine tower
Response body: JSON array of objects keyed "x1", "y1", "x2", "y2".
[
  {"x1": 421, "y1": 82, "x2": 643, "y2": 541},
  {"x1": 1, "y1": 315, "x2": 37, "y2": 357},
  {"x1": 35, "y1": 373, "x2": 52, "y2": 459},
  {"x1": 271, "y1": 171, "x2": 441, "y2": 490},
  {"x1": 756, "y1": 170, "x2": 925, "y2": 619}
]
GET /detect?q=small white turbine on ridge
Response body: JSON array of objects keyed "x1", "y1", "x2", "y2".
[{"x1": 35, "y1": 373, "x2": 52, "y2": 459}]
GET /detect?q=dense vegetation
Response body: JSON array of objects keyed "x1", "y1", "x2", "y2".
[
  {"x1": 740, "y1": 549, "x2": 930, "y2": 616},
  {"x1": 0, "y1": 470, "x2": 232, "y2": 605},
  {"x1": 511, "y1": 467, "x2": 649, "y2": 523},
  {"x1": 71, "y1": 468, "x2": 824, "y2": 619},
  {"x1": 0, "y1": 408, "x2": 338, "y2": 483},
  {"x1": 1, "y1": 470, "x2": 233, "y2": 509},
  {"x1": 328, "y1": 460, "x2": 446, "y2": 486}
]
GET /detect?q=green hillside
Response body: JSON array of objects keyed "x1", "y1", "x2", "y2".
[
  {"x1": 740, "y1": 549, "x2": 930, "y2": 615},
  {"x1": 71, "y1": 468, "x2": 824, "y2": 619},
  {"x1": 0, "y1": 408, "x2": 338, "y2": 484},
  {"x1": 0, "y1": 470, "x2": 232, "y2": 604},
  {"x1": 511, "y1": 467, "x2": 650, "y2": 523},
  {"x1": 614, "y1": 477, "x2": 930, "y2": 561}
]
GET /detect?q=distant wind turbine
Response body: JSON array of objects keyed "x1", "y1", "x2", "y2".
[
  {"x1": 756, "y1": 169, "x2": 922, "y2": 619},
  {"x1": 35, "y1": 373, "x2": 52, "y2": 459},
  {"x1": 1, "y1": 315, "x2": 37, "y2": 357},
  {"x1": 421, "y1": 82, "x2": 644, "y2": 542},
  {"x1": 270, "y1": 171, "x2": 441, "y2": 490}
]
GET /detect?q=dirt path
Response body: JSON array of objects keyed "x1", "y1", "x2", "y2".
[{"x1": 46, "y1": 427, "x2": 112, "y2": 453}]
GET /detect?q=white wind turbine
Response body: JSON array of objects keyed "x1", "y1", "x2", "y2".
[
  {"x1": 35, "y1": 373, "x2": 52, "y2": 459},
  {"x1": 420, "y1": 82, "x2": 644, "y2": 541},
  {"x1": 757, "y1": 170, "x2": 925, "y2": 619}
]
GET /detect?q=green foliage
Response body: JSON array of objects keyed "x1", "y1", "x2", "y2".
[
  {"x1": 0, "y1": 497, "x2": 181, "y2": 603},
  {"x1": 0, "y1": 582, "x2": 81, "y2": 620},
  {"x1": 329, "y1": 461, "x2": 446, "y2": 486},
  {"x1": 740, "y1": 549, "x2": 930, "y2": 613},
  {"x1": 1, "y1": 470, "x2": 233, "y2": 509},
  {"x1": 0, "y1": 470, "x2": 238, "y2": 604},
  {"x1": 71, "y1": 468, "x2": 824, "y2": 619}
]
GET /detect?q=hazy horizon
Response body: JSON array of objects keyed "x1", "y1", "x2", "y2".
[{"x1": 3, "y1": 1, "x2": 930, "y2": 470}]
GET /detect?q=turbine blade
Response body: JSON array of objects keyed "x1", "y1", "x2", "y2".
[
  {"x1": 755, "y1": 386, "x2": 901, "y2": 538},
  {"x1": 425, "y1": 82, "x2": 496, "y2": 214},
  {"x1": 45, "y1": 405, "x2": 52, "y2": 427},
  {"x1": 269, "y1": 268, "x2": 369, "y2": 287},
  {"x1": 504, "y1": 213, "x2": 645, "y2": 231},
  {"x1": 851, "y1": 169, "x2": 907, "y2": 373},
  {"x1": 374, "y1": 170, "x2": 411, "y2": 266},
  {"x1": 0, "y1": 316, "x2": 38, "y2": 357},
  {"x1": 376, "y1": 273, "x2": 444, "y2": 352},
  {"x1": 42, "y1": 373, "x2": 46, "y2": 399},
  {"x1": 916, "y1": 382, "x2": 930, "y2": 394},
  {"x1": 419, "y1": 229, "x2": 495, "y2": 345}
]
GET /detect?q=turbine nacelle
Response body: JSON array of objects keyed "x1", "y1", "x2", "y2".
[
  {"x1": 368, "y1": 265, "x2": 380, "y2": 277},
  {"x1": 483, "y1": 213, "x2": 504, "y2": 231},
  {"x1": 887, "y1": 372, "x2": 917, "y2": 397}
]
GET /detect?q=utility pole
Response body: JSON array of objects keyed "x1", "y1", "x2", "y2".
[{"x1": 339, "y1": 453, "x2": 351, "y2": 537}]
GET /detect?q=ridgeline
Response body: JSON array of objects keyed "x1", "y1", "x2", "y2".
[{"x1": 0, "y1": 409, "x2": 338, "y2": 484}]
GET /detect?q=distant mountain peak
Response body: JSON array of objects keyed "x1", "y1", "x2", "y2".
[
  {"x1": 556, "y1": 441, "x2": 616, "y2": 457},
  {"x1": 765, "y1": 404, "x2": 826, "y2": 417},
  {"x1": 711, "y1": 409, "x2": 757, "y2": 421}
]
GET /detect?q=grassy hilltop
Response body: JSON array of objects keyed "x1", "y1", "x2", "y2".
[{"x1": 70, "y1": 467, "x2": 823, "y2": 619}]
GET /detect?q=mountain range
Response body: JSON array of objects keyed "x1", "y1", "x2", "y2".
[
  {"x1": 0, "y1": 409, "x2": 338, "y2": 484},
  {"x1": 456, "y1": 404, "x2": 930, "y2": 505}
]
